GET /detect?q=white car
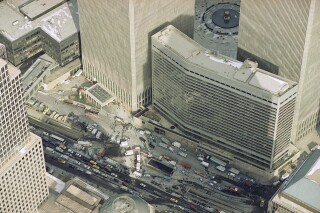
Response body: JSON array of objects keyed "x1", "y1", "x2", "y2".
[
  {"x1": 75, "y1": 153, "x2": 82, "y2": 157},
  {"x1": 140, "y1": 183, "x2": 146, "y2": 187},
  {"x1": 280, "y1": 173, "x2": 290, "y2": 181},
  {"x1": 92, "y1": 169, "x2": 101, "y2": 174},
  {"x1": 111, "y1": 173, "x2": 118, "y2": 178},
  {"x1": 228, "y1": 172, "x2": 236, "y2": 177},
  {"x1": 67, "y1": 149, "x2": 74, "y2": 154}
]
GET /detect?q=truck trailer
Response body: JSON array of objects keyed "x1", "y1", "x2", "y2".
[
  {"x1": 201, "y1": 161, "x2": 209, "y2": 168},
  {"x1": 216, "y1": 165, "x2": 226, "y2": 172}
]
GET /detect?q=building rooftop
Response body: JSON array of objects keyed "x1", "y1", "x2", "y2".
[
  {"x1": 8, "y1": 0, "x2": 31, "y2": 8},
  {"x1": 43, "y1": 57, "x2": 80, "y2": 83},
  {"x1": 0, "y1": 0, "x2": 79, "y2": 42},
  {"x1": 56, "y1": 194, "x2": 92, "y2": 213},
  {"x1": 22, "y1": 54, "x2": 57, "y2": 90},
  {"x1": 0, "y1": 3, "x2": 32, "y2": 41},
  {"x1": 249, "y1": 72, "x2": 289, "y2": 94},
  {"x1": 20, "y1": 0, "x2": 66, "y2": 20},
  {"x1": 39, "y1": 176, "x2": 103, "y2": 213},
  {"x1": 153, "y1": 25, "x2": 297, "y2": 96},
  {"x1": 66, "y1": 185, "x2": 98, "y2": 206},
  {"x1": 55, "y1": 177, "x2": 104, "y2": 213},
  {"x1": 86, "y1": 83, "x2": 115, "y2": 106},
  {"x1": 281, "y1": 149, "x2": 320, "y2": 212},
  {"x1": 194, "y1": 0, "x2": 240, "y2": 59}
]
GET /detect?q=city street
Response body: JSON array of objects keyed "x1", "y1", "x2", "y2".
[{"x1": 26, "y1": 76, "x2": 273, "y2": 213}]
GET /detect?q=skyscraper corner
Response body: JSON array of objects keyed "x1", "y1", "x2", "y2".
[
  {"x1": 238, "y1": 0, "x2": 320, "y2": 143},
  {"x1": 0, "y1": 58, "x2": 48, "y2": 213},
  {"x1": 78, "y1": 0, "x2": 195, "y2": 111}
]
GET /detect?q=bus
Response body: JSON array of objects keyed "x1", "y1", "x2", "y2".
[
  {"x1": 161, "y1": 137, "x2": 170, "y2": 144},
  {"x1": 50, "y1": 134, "x2": 65, "y2": 143},
  {"x1": 210, "y1": 156, "x2": 227, "y2": 167}
]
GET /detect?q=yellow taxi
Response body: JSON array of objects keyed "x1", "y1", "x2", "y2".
[
  {"x1": 170, "y1": 198, "x2": 178, "y2": 203},
  {"x1": 89, "y1": 160, "x2": 97, "y2": 165},
  {"x1": 92, "y1": 164, "x2": 100, "y2": 170}
]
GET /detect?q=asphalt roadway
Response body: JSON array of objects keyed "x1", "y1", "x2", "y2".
[
  {"x1": 43, "y1": 142, "x2": 210, "y2": 213},
  {"x1": 32, "y1": 118, "x2": 262, "y2": 212}
]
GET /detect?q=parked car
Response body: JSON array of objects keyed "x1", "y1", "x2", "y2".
[
  {"x1": 140, "y1": 183, "x2": 146, "y2": 187},
  {"x1": 170, "y1": 198, "x2": 178, "y2": 203},
  {"x1": 280, "y1": 172, "x2": 290, "y2": 181}
]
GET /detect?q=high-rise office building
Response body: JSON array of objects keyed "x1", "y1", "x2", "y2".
[
  {"x1": 152, "y1": 25, "x2": 298, "y2": 171},
  {"x1": 237, "y1": 0, "x2": 320, "y2": 143},
  {"x1": 0, "y1": 59, "x2": 48, "y2": 212},
  {"x1": 78, "y1": 0, "x2": 194, "y2": 111}
]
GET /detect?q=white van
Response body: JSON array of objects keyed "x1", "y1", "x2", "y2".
[
  {"x1": 197, "y1": 157, "x2": 204, "y2": 161},
  {"x1": 280, "y1": 173, "x2": 290, "y2": 181}
]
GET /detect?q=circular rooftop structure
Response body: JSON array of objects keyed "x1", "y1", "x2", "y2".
[
  {"x1": 202, "y1": 3, "x2": 240, "y2": 35},
  {"x1": 211, "y1": 8, "x2": 239, "y2": 28},
  {"x1": 100, "y1": 194, "x2": 151, "y2": 213},
  {"x1": 194, "y1": 0, "x2": 240, "y2": 58}
]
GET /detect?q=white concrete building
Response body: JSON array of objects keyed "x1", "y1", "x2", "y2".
[
  {"x1": 238, "y1": 0, "x2": 320, "y2": 143},
  {"x1": 152, "y1": 25, "x2": 298, "y2": 171},
  {"x1": 0, "y1": 59, "x2": 48, "y2": 212},
  {"x1": 78, "y1": 0, "x2": 195, "y2": 111},
  {"x1": 0, "y1": 0, "x2": 80, "y2": 66}
]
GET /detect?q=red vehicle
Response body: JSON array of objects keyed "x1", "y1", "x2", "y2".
[{"x1": 180, "y1": 161, "x2": 191, "y2": 170}]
